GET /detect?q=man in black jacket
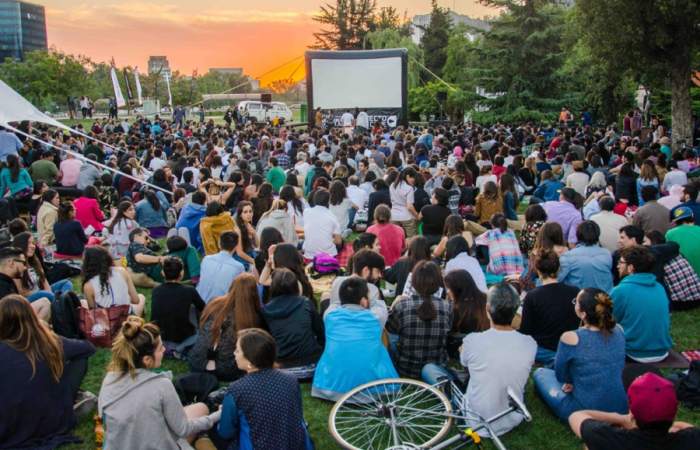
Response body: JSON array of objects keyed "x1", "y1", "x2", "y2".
[{"x1": 0, "y1": 247, "x2": 51, "y2": 321}]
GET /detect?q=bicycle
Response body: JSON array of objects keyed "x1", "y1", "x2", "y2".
[{"x1": 328, "y1": 378, "x2": 532, "y2": 450}]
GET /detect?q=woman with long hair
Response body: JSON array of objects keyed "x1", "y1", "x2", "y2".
[
  {"x1": 12, "y1": 231, "x2": 73, "y2": 303},
  {"x1": 518, "y1": 203, "x2": 547, "y2": 255},
  {"x1": 81, "y1": 246, "x2": 145, "y2": 316},
  {"x1": 28, "y1": 180, "x2": 47, "y2": 216},
  {"x1": 280, "y1": 184, "x2": 306, "y2": 232},
  {"x1": 73, "y1": 185, "x2": 106, "y2": 233},
  {"x1": 135, "y1": 189, "x2": 170, "y2": 238},
  {"x1": 615, "y1": 162, "x2": 638, "y2": 206},
  {"x1": 387, "y1": 261, "x2": 452, "y2": 378},
  {"x1": 189, "y1": 273, "x2": 265, "y2": 381},
  {"x1": 499, "y1": 173, "x2": 520, "y2": 224},
  {"x1": 432, "y1": 214, "x2": 472, "y2": 259},
  {"x1": 254, "y1": 227, "x2": 284, "y2": 274},
  {"x1": 444, "y1": 235, "x2": 487, "y2": 294},
  {"x1": 251, "y1": 182, "x2": 274, "y2": 226},
  {"x1": 259, "y1": 243, "x2": 315, "y2": 303},
  {"x1": 329, "y1": 179, "x2": 355, "y2": 232},
  {"x1": 256, "y1": 198, "x2": 297, "y2": 245},
  {"x1": 443, "y1": 269, "x2": 489, "y2": 358},
  {"x1": 105, "y1": 200, "x2": 139, "y2": 258},
  {"x1": 0, "y1": 154, "x2": 33, "y2": 200},
  {"x1": 99, "y1": 317, "x2": 220, "y2": 449},
  {"x1": 37, "y1": 188, "x2": 60, "y2": 247},
  {"x1": 53, "y1": 202, "x2": 89, "y2": 258},
  {"x1": 233, "y1": 200, "x2": 258, "y2": 270},
  {"x1": 533, "y1": 288, "x2": 628, "y2": 421},
  {"x1": 0, "y1": 294, "x2": 95, "y2": 449},
  {"x1": 385, "y1": 235, "x2": 432, "y2": 296},
  {"x1": 390, "y1": 166, "x2": 419, "y2": 238},
  {"x1": 636, "y1": 159, "x2": 659, "y2": 206},
  {"x1": 474, "y1": 180, "x2": 503, "y2": 225}
]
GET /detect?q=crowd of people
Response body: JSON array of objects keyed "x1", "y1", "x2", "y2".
[{"x1": 1, "y1": 110, "x2": 700, "y2": 449}]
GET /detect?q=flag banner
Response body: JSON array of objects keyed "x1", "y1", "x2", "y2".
[
  {"x1": 164, "y1": 73, "x2": 173, "y2": 107},
  {"x1": 134, "y1": 68, "x2": 143, "y2": 105},
  {"x1": 110, "y1": 67, "x2": 126, "y2": 107},
  {"x1": 123, "y1": 68, "x2": 133, "y2": 101}
]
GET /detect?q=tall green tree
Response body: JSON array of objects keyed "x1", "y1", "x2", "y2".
[
  {"x1": 419, "y1": 0, "x2": 452, "y2": 79},
  {"x1": 470, "y1": 0, "x2": 567, "y2": 122},
  {"x1": 577, "y1": 0, "x2": 700, "y2": 150},
  {"x1": 312, "y1": 0, "x2": 377, "y2": 49}
]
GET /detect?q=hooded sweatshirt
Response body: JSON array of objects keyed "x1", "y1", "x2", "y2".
[
  {"x1": 610, "y1": 272, "x2": 673, "y2": 359},
  {"x1": 98, "y1": 369, "x2": 220, "y2": 450},
  {"x1": 176, "y1": 202, "x2": 207, "y2": 252},
  {"x1": 261, "y1": 295, "x2": 325, "y2": 367},
  {"x1": 255, "y1": 209, "x2": 298, "y2": 245}
]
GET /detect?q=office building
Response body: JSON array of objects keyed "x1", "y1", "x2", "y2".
[
  {"x1": 148, "y1": 55, "x2": 171, "y2": 77},
  {"x1": 0, "y1": 0, "x2": 47, "y2": 61},
  {"x1": 411, "y1": 10, "x2": 490, "y2": 44}
]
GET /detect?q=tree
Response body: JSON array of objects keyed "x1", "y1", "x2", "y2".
[
  {"x1": 577, "y1": 0, "x2": 700, "y2": 150},
  {"x1": 312, "y1": 0, "x2": 377, "y2": 50},
  {"x1": 419, "y1": 0, "x2": 452, "y2": 79},
  {"x1": 468, "y1": 0, "x2": 567, "y2": 122}
]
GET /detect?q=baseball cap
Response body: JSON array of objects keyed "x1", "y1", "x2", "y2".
[
  {"x1": 672, "y1": 206, "x2": 694, "y2": 223},
  {"x1": 627, "y1": 372, "x2": 678, "y2": 424}
]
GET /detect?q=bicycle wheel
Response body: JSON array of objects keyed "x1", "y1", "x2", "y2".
[{"x1": 329, "y1": 378, "x2": 453, "y2": 450}]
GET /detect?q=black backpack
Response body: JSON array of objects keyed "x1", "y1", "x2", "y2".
[
  {"x1": 173, "y1": 372, "x2": 219, "y2": 405},
  {"x1": 51, "y1": 291, "x2": 83, "y2": 339},
  {"x1": 677, "y1": 360, "x2": 700, "y2": 410}
]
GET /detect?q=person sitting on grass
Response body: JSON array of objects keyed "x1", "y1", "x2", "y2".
[
  {"x1": 211, "y1": 328, "x2": 313, "y2": 450},
  {"x1": 532, "y1": 288, "x2": 627, "y2": 422},
  {"x1": 126, "y1": 227, "x2": 165, "y2": 288},
  {"x1": 312, "y1": 277, "x2": 398, "y2": 401},
  {"x1": 165, "y1": 235, "x2": 201, "y2": 283},
  {"x1": 53, "y1": 202, "x2": 88, "y2": 258},
  {"x1": 0, "y1": 247, "x2": 52, "y2": 322},
  {"x1": 0, "y1": 294, "x2": 96, "y2": 450},
  {"x1": 151, "y1": 257, "x2": 206, "y2": 357},
  {"x1": 82, "y1": 246, "x2": 146, "y2": 316},
  {"x1": 98, "y1": 317, "x2": 220, "y2": 450},
  {"x1": 569, "y1": 372, "x2": 700, "y2": 449},
  {"x1": 196, "y1": 231, "x2": 245, "y2": 304}
]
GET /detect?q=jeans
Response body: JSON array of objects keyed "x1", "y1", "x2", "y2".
[
  {"x1": 27, "y1": 279, "x2": 74, "y2": 303},
  {"x1": 421, "y1": 363, "x2": 457, "y2": 386},
  {"x1": 61, "y1": 358, "x2": 89, "y2": 401},
  {"x1": 535, "y1": 346, "x2": 557, "y2": 368},
  {"x1": 532, "y1": 367, "x2": 570, "y2": 421}
]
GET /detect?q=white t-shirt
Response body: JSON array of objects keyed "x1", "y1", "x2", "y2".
[
  {"x1": 330, "y1": 198, "x2": 353, "y2": 230},
  {"x1": 149, "y1": 157, "x2": 167, "y2": 172},
  {"x1": 294, "y1": 161, "x2": 311, "y2": 181},
  {"x1": 347, "y1": 185, "x2": 369, "y2": 209},
  {"x1": 444, "y1": 252, "x2": 488, "y2": 293},
  {"x1": 389, "y1": 181, "x2": 415, "y2": 222},
  {"x1": 475, "y1": 174, "x2": 498, "y2": 191},
  {"x1": 302, "y1": 206, "x2": 341, "y2": 258},
  {"x1": 356, "y1": 111, "x2": 370, "y2": 129},
  {"x1": 460, "y1": 329, "x2": 536, "y2": 437},
  {"x1": 341, "y1": 112, "x2": 354, "y2": 127}
]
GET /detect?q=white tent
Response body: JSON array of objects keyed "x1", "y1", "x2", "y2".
[
  {"x1": 0, "y1": 79, "x2": 73, "y2": 131},
  {"x1": 0, "y1": 78, "x2": 173, "y2": 195}
]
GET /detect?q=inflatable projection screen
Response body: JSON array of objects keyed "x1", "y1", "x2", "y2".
[{"x1": 305, "y1": 49, "x2": 408, "y2": 129}]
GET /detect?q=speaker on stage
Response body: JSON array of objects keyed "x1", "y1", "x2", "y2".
[{"x1": 261, "y1": 93, "x2": 272, "y2": 103}]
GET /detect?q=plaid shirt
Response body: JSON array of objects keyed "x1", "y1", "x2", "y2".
[
  {"x1": 387, "y1": 295, "x2": 453, "y2": 378},
  {"x1": 274, "y1": 151, "x2": 290, "y2": 170},
  {"x1": 664, "y1": 255, "x2": 700, "y2": 303},
  {"x1": 475, "y1": 229, "x2": 524, "y2": 276}
]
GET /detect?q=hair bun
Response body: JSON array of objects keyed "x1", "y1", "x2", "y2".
[{"x1": 121, "y1": 316, "x2": 145, "y2": 339}]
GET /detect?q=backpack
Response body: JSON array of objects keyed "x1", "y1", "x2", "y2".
[
  {"x1": 51, "y1": 291, "x2": 83, "y2": 339},
  {"x1": 312, "y1": 253, "x2": 340, "y2": 275},
  {"x1": 677, "y1": 360, "x2": 700, "y2": 410}
]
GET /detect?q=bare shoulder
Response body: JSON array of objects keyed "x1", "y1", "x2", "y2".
[{"x1": 560, "y1": 330, "x2": 579, "y2": 346}]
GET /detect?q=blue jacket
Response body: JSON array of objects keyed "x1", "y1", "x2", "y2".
[
  {"x1": 611, "y1": 273, "x2": 673, "y2": 359},
  {"x1": 312, "y1": 306, "x2": 398, "y2": 401},
  {"x1": 175, "y1": 202, "x2": 207, "y2": 251},
  {"x1": 558, "y1": 245, "x2": 613, "y2": 292},
  {"x1": 533, "y1": 179, "x2": 563, "y2": 202},
  {"x1": 0, "y1": 167, "x2": 33, "y2": 196},
  {"x1": 135, "y1": 191, "x2": 169, "y2": 228}
]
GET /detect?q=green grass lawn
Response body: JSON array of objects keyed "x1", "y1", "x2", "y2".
[{"x1": 63, "y1": 282, "x2": 700, "y2": 450}]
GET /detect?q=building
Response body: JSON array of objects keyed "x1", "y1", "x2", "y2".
[
  {"x1": 411, "y1": 10, "x2": 490, "y2": 44},
  {"x1": 209, "y1": 67, "x2": 243, "y2": 76},
  {"x1": 148, "y1": 56, "x2": 171, "y2": 78},
  {"x1": 0, "y1": 0, "x2": 47, "y2": 61}
]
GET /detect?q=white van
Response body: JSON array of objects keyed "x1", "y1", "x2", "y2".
[{"x1": 237, "y1": 101, "x2": 292, "y2": 123}]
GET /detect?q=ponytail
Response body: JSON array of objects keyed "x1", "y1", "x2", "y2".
[
  {"x1": 491, "y1": 213, "x2": 508, "y2": 233},
  {"x1": 108, "y1": 316, "x2": 161, "y2": 379},
  {"x1": 578, "y1": 288, "x2": 616, "y2": 334},
  {"x1": 411, "y1": 260, "x2": 443, "y2": 321}
]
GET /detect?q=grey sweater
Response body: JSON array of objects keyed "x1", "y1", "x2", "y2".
[{"x1": 98, "y1": 369, "x2": 220, "y2": 450}]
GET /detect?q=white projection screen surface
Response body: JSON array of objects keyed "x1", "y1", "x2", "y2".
[{"x1": 311, "y1": 57, "x2": 403, "y2": 109}]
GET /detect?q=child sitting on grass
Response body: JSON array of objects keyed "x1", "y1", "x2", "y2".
[{"x1": 126, "y1": 228, "x2": 164, "y2": 288}]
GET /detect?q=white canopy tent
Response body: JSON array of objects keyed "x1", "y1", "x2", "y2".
[{"x1": 0, "y1": 78, "x2": 173, "y2": 195}]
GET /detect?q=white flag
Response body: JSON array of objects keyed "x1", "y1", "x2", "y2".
[
  {"x1": 164, "y1": 73, "x2": 173, "y2": 107},
  {"x1": 110, "y1": 67, "x2": 126, "y2": 107},
  {"x1": 134, "y1": 67, "x2": 143, "y2": 105}
]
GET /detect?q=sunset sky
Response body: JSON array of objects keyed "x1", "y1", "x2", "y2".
[{"x1": 44, "y1": 0, "x2": 495, "y2": 84}]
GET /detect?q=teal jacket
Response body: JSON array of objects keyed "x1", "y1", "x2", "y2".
[
  {"x1": 0, "y1": 168, "x2": 33, "y2": 196},
  {"x1": 610, "y1": 273, "x2": 673, "y2": 359}
]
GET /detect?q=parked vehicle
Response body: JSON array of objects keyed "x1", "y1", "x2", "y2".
[{"x1": 237, "y1": 101, "x2": 292, "y2": 123}]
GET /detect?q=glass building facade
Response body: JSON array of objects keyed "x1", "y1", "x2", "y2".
[{"x1": 0, "y1": 1, "x2": 47, "y2": 62}]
